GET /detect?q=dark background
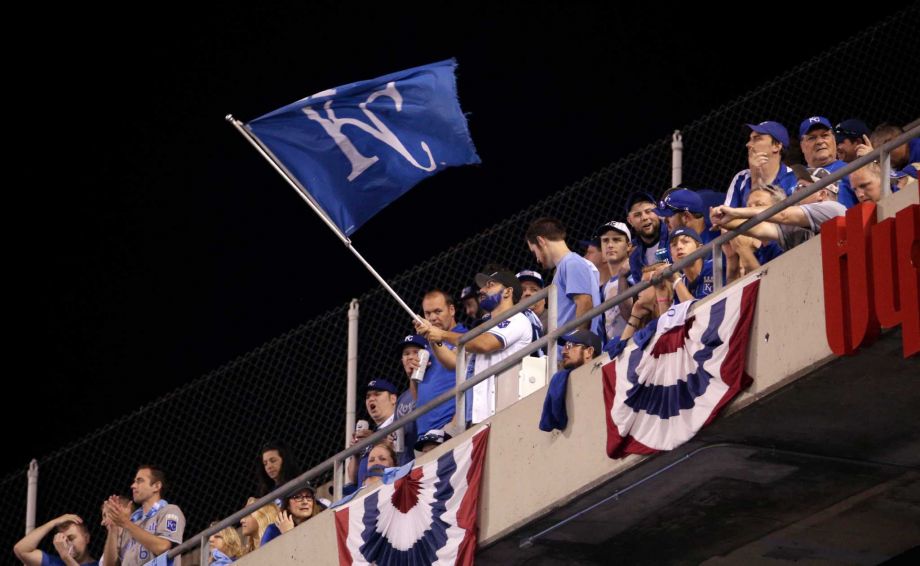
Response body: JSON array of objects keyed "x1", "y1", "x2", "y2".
[{"x1": 7, "y1": 2, "x2": 913, "y2": 476}]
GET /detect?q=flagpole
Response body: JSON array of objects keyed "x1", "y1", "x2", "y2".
[{"x1": 226, "y1": 114, "x2": 423, "y2": 323}]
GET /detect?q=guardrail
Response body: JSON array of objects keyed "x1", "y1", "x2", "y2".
[{"x1": 166, "y1": 120, "x2": 919, "y2": 564}]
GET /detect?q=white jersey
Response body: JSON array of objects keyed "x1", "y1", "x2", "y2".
[{"x1": 470, "y1": 312, "x2": 532, "y2": 423}]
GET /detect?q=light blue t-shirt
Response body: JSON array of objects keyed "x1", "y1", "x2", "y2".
[{"x1": 553, "y1": 252, "x2": 603, "y2": 338}]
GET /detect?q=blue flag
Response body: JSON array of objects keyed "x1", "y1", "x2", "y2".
[{"x1": 246, "y1": 59, "x2": 480, "y2": 236}]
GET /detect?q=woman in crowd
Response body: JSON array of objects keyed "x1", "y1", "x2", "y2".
[
  {"x1": 259, "y1": 484, "x2": 326, "y2": 545},
  {"x1": 240, "y1": 497, "x2": 280, "y2": 554},
  {"x1": 256, "y1": 441, "x2": 301, "y2": 498},
  {"x1": 208, "y1": 523, "x2": 243, "y2": 564},
  {"x1": 363, "y1": 443, "x2": 398, "y2": 489}
]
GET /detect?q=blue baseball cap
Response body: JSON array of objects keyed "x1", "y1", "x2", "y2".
[
  {"x1": 745, "y1": 121, "x2": 789, "y2": 147},
  {"x1": 557, "y1": 329, "x2": 602, "y2": 355},
  {"x1": 799, "y1": 116, "x2": 833, "y2": 138},
  {"x1": 654, "y1": 189, "x2": 705, "y2": 217},
  {"x1": 516, "y1": 269, "x2": 544, "y2": 287},
  {"x1": 398, "y1": 334, "x2": 427, "y2": 351},
  {"x1": 669, "y1": 226, "x2": 703, "y2": 244},
  {"x1": 624, "y1": 191, "x2": 657, "y2": 215},
  {"x1": 891, "y1": 164, "x2": 918, "y2": 180},
  {"x1": 365, "y1": 379, "x2": 398, "y2": 394}
]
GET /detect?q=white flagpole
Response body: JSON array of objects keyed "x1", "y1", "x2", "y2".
[{"x1": 226, "y1": 114, "x2": 423, "y2": 323}]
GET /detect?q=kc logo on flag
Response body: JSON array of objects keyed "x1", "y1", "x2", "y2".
[
  {"x1": 603, "y1": 279, "x2": 760, "y2": 458},
  {"x1": 246, "y1": 59, "x2": 480, "y2": 236},
  {"x1": 335, "y1": 426, "x2": 489, "y2": 566}
]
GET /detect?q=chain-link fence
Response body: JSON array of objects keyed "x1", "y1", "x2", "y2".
[{"x1": 4, "y1": 5, "x2": 918, "y2": 562}]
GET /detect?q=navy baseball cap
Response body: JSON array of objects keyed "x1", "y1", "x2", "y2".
[
  {"x1": 516, "y1": 269, "x2": 544, "y2": 287},
  {"x1": 459, "y1": 286, "x2": 477, "y2": 301},
  {"x1": 474, "y1": 270, "x2": 523, "y2": 297},
  {"x1": 399, "y1": 334, "x2": 428, "y2": 351},
  {"x1": 799, "y1": 116, "x2": 833, "y2": 138},
  {"x1": 624, "y1": 191, "x2": 657, "y2": 215},
  {"x1": 366, "y1": 379, "x2": 398, "y2": 394},
  {"x1": 654, "y1": 189, "x2": 705, "y2": 217},
  {"x1": 594, "y1": 220, "x2": 632, "y2": 242},
  {"x1": 557, "y1": 329, "x2": 602, "y2": 355},
  {"x1": 833, "y1": 118, "x2": 870, "y2": 143},
  {"x1": 745, "y1": 121, "x2": 789, "y2": 147},
  {"x1": 670, "y1": 226, "x2": 703, "y2": 244}
]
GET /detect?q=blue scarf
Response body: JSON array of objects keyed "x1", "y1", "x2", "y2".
[
  {"x1": 539, "y1": 369, "x2": 573, "y2": 432},
  {"x1": 130, "y1": 499, "x2": 168, "y2": 523}
]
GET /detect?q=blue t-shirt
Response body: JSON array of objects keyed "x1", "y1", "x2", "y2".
[
  {"x1": 415, "y1": 323, "x2": 467, "y2": 438},
  {"x1": 41, "y1": 553, "x2": 99, "y2": 566},
  {"x1": 554, "y1": 252, "x2": 603, "y2": 338},
  {"x1": 674, "y1": 259, "x2": 714, "y2": 303}
]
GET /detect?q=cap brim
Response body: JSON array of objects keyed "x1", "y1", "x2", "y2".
[{"x1": 654, "y1": 207, "x2": 675, "y2": 217}]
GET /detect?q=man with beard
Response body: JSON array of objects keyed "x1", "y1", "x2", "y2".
[
  {"x1": 799, "y1": 116, "x2": 856, "y2": 207},
  {"x1": 833, "y1": 119, "x2": 872, "y2": 163},
  {"x1": 416, "y1": 269, "x2": 532, "y2": 424},
  {"x1": 538, "y1": 329, "x2": 601, "y2": 432},
  {"x1": 624, "y1": 192, "x2": 670, "y2": 286}
]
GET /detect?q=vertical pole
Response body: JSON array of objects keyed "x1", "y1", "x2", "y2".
[
  {"x1": 712, "y1": 245, "x2": 723, "y2": 291},
  {"x1": 455, "y1": 345, "x2": 467, "y2": 434},
  {"x1": 547, "y1": 285, "x2": 558, "y2": 378},
  {"x1": 671, "y1": 130, "x2": 683, "y2": 188},
  {"x1": 26, "y1": 460, "x2": 38, "y2": 534},
  {"x1": 880, "y1": 150, "x2": 892, "y2": 199},
  {"x1": 333, "y1": 459, "x2": 344, "y2": 502},
  {"x1": 199, "y1": 536, "x2": 210, "y2": 566},
  {"x1": 346, "y1": 300, "x2": 359, "y2": 449}
]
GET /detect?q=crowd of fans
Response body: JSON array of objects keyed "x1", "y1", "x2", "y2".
[{"x1": 14, "y1": 118, "x2": 916, "y2": 565}]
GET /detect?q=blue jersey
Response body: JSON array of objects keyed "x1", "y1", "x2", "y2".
[
  {"x1": 415, "y1": 324, "x2": 467, "y2": 438},
  {"x1": 725, "y1": 164, "x2": 797, "y2": 209},
  {"x1": 674, "y1": 259, "x2": 714, "y2": 303}
]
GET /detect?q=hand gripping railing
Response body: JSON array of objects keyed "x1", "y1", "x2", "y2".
[{"x1": 167, "y1": 120, "x2": 919, "y2": 563}]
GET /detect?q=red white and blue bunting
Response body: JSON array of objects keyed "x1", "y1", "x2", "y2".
[
  {"x1": 603, "y1": 279, "x2": 760, "y2": 458},
  {"x1": 335, "y1": 426, "x2": 490, "y2": 565}
]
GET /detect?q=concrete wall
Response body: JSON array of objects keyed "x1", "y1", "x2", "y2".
[{"x1": 237, "y1": 189, "x2": 918, "y2": 565}]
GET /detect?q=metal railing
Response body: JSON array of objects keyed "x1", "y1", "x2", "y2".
[{"x1": 168, "y1": 121, "x2": 919, "y2": 563}]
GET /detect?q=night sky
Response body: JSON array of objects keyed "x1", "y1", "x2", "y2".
[{"x1": 8, "y1": 2, "x2": 911, "y2": 475}]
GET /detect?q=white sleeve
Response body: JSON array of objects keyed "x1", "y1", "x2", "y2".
[{"x1": 486, "y1": 314, "x2": 530, "y2": 349}]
